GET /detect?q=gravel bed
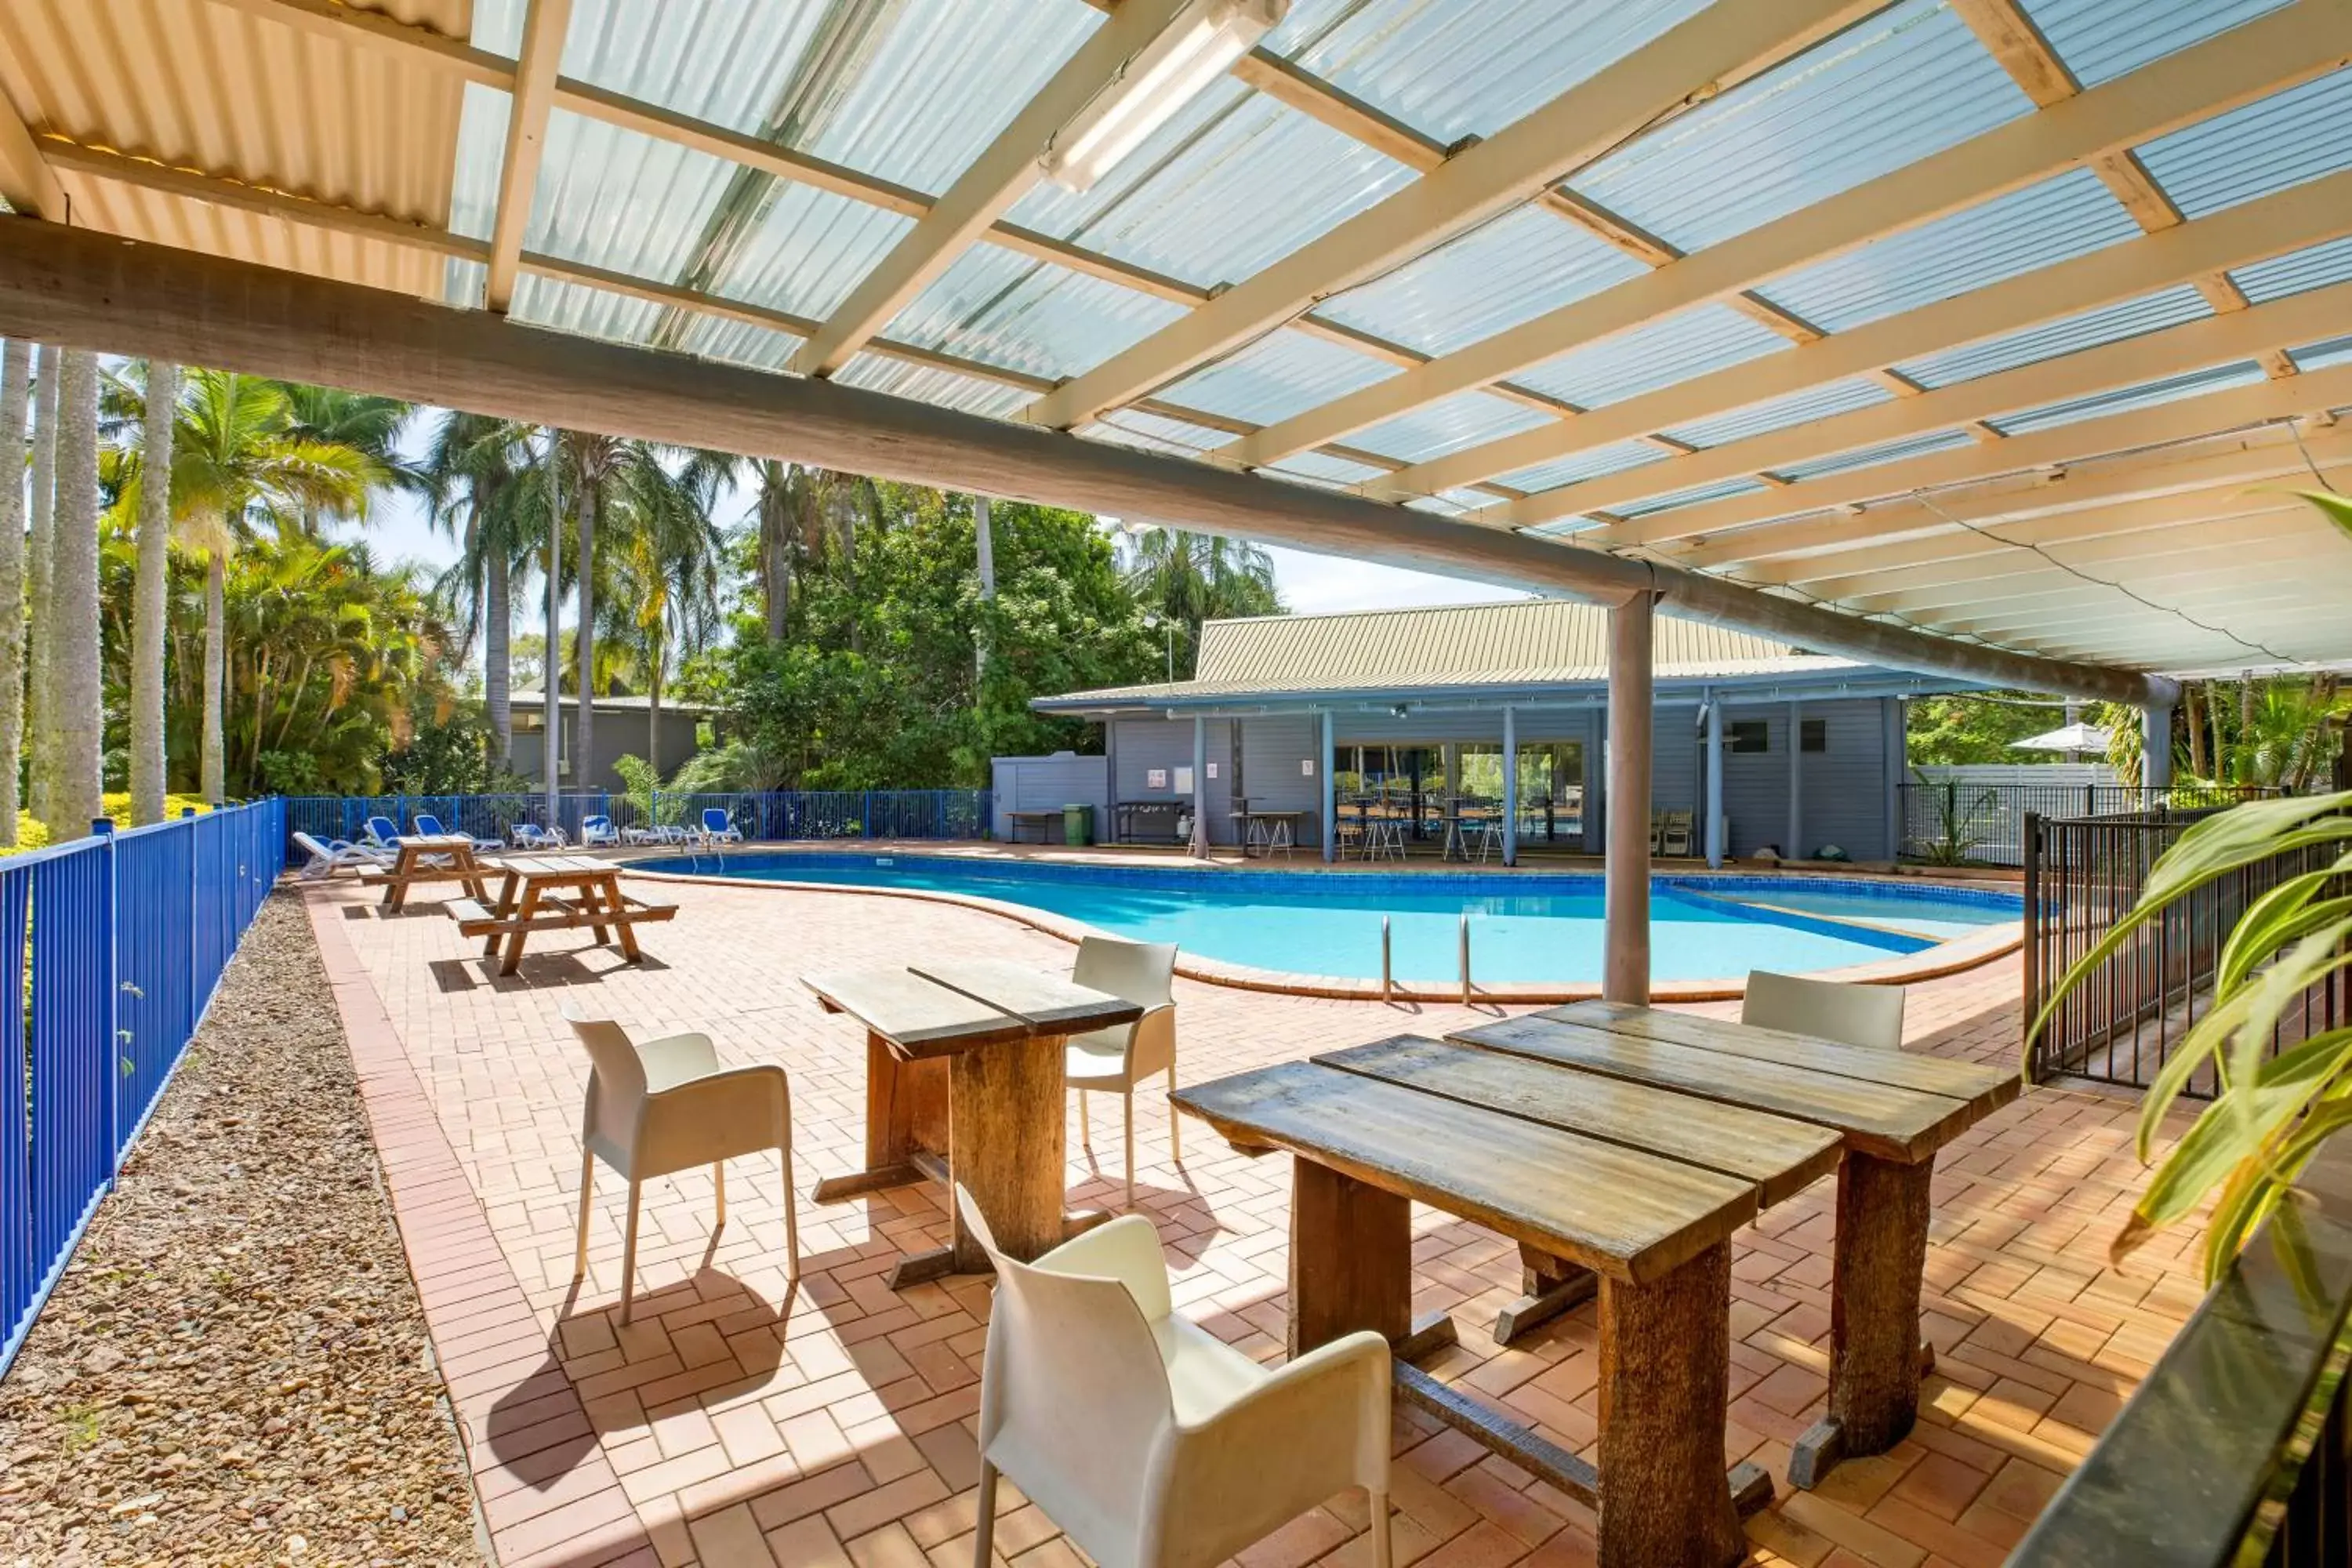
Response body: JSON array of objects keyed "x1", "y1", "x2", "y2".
[{"x1": 0, "y1": 892, "x2": 482, "y2": 1566}]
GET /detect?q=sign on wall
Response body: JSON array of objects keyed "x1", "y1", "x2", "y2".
[
  {"x1": 1174, "y1": 767, "x2": 1193, "y2": 793},
  {"x1": 1146, "y1": 768, "x2": 1167, "y2": 788}
]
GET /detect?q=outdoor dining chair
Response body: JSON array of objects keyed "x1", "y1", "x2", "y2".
[
  {"x1": 1064, "y1": 936, "x2": 1178, "y2": 1208},
  {"x1": 564, "y1": 1011, "x2": 800, "y2": 1323},
  {"x1": 1742, "y1": 970, "x2": 1906, "y2": 1051},
  {"x1": 956, "y1": 1184, "x2": 1395, "y2": 1568}
]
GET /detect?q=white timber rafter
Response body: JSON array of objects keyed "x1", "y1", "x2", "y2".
[
  {"x1": 1486, "y1": 278, "x2": 2352, "y2": 528},
  {"x1": 1382, "y1": 171, "x2": 2352, "y2": 501},
  {"x1": 1219, "y1": 0, "x2": 2352, "y2": 472},
  {"x1": 1573, "y1": 360, "x2": 2352, "y2": 548},
  {"x1": 1014, "y1": 0, "x2": 1886, "y2": 431},
  {"x1": 483, "y1": 0, "x2": 573, "y2": 314},
  {"x1": 0, "y1": 37, "x2": 63, "y2": 220},
  {"x1": 788, "y1": 0, "x2": 1196, "y2": 379}
]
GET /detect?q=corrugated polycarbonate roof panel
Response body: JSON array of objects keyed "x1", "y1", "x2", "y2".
[
  {"x1": 525, "y1": 110, "x2": 745, "y2": 285},
  {"x1": 2290, "y1": 333, "x2": 2352, "y2": 371},
  {"x1": 800, "y1": 1, "x2": 1097, "y2": 194},
  {"x1": 677, "y1": 309, "x2": 803, "y2": 372},
  {"x1": 1613, "y1": 477, "x2": 1770, "y2": 519},
  {"x1": 1513, "y1": 304, "x2": 1788, "y2": 410},
  {"x1": 448, "y1": 82, "x2": 507, "y2": 245},
  {"x1": 483, "y1": 0, "x2": 829, "y2": 141},
  {"x1": 1005, "y1": 78, "x2": 1412, "y2": 287},
  {"x1": 1494, "y1": 440, "x2": 1665, "y2": 495},
  {"x1": 1162, "y1": 328, "x2": 1396, "y2": 426},
  {"x1": 1347, "y1": 390, "x2": 1555, "y2": 465},
  {"x1": 1991, "y1": 361, "x2": 2268, "y2": 435},
  {"x1": 506, "y1": 273, "x2": 667, "y2": 344},
  {"x1": 702, "y1": 180, "x2": 918, "y2": 321},
  {"x1": 835, "y1": 355, "x2": 1036, "y2": 419},
  {"x1": 1756, "y1": 170, "x2": 2137, "y2": 334},
  {"x1": 2024, "y1": 0, "x2": 2294, "y2": 88},
  {"x1": 0, "y1": 0, "x2": 467, "y2": 300},
  {"x1": 1315, "y1": 208, "x2": 1648, "y2": 358},
  {"x1": 1263, "y1": 450, "x2": 1389, "y2": 487},
  {"x1": 1265, "y1": 0, "x2": 1714, "y2": 147},
  {"x1": 1079, "y1": 408, "x2": 1232, "y2": 458},
  {"x1": 1773, "y1": 428, "x2": 1976, "y2": 481},
  {"x1": 1893, "y1": 285, "x2": 2214, "y2": 388},
  {"x1": 2230, "y1": 235, "x2": 2352, "y2": 302},
  {"x1": 1566, "y1": 0, "x2": 2033, "y2": 254},
  {"x1": 1661, "y1": 378, "x2": 1890, "y2": 450},
  {"x1": 2135, "y1": 68, "x2": 2352, "y2": 220},
  {"x1": 885, "y1": 249, "x2": 1189, "y2": 382}
]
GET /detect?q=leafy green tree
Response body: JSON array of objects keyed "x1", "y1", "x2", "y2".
[
  {"x1": 1117, "y1": 525, "x2": 1280, "y2": 677},
  {"x1": 1903, "y1": 691, "x2": 2067, "y2": 765}
]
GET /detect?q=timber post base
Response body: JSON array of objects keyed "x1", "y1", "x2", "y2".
[
  {"x1": 1792, "y1": 1151, "x2": 1936, "y2": 1489},
  {"x1": 1494, "y1": 1246, "x2": 1597, "y2": 1345}
]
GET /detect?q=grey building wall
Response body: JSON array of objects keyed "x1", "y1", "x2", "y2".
[
  {"x1": 1236, "y1": 713, "x2": 1323, "y2": 845},
  {"x1": 989, "y1": 753, "x2": 1109, "y2": 840},
  {"x1": 511, "y1": 705, "x2": 705, "y2": 796},
  {"x1": 1108, "y1": 717, "x2": 1242, "y2": 844},
  {"x1": 1715, "y1": 696, "x2": 1896, "y2": 861}
]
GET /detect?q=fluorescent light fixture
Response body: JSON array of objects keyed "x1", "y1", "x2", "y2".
[{"x1": 1040, "y1": 0, "x2": 1286, "y2": 194}]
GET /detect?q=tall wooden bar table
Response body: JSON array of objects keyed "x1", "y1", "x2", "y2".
[{"x1": 804, "y1": 960, "x2": 1140, "y2": 1289}]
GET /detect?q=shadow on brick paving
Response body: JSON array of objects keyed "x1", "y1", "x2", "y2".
[{"x1": 0, "y1": 891, "x2": 483, "y2": 1566}]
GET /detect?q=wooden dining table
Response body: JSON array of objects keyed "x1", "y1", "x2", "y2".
[
  {"x1": 804, "y1": 960, "x2": 1142, "y2": 1289},
  {"x1": 362, "y1": 833, "x2": 492, "y2": 913},
  {"x1": 1173, "y1": 1000, "x2": 2016, "y2": 1568},
  {"x1": 460, "y1": 854, "x2": 677, "y2": 975}
]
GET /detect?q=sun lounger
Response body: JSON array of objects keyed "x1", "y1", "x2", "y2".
[
  {"x1": 510, "y1": 822, "x2": 570, "y2": 851},
  {"x1": 580, "y1": 815, "x2": 620, "y2": 848},
  {"x1": 699, "y1": 808, "x2": 744, "y2": 846},
  {"x1": 291, "y1": 830, "x2": 395, "y2": 880},
  {"x1": 413, "y1": 812, "x2": 504, "y2": 854}
]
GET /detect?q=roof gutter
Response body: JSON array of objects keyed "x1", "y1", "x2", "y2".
[{"x1": 0, "y1": 218, "x2": 2173, "y2": 708}]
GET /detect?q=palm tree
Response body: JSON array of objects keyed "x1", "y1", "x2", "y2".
[
  {"x1": 612, "y1": 454, "x2": 724, "y2": 771},
  {"x1": 0, "y1": 339, "x2": 28, "y2": 844},
  {"x1": 111, "y1": 371, "x2": 384, "y2": 800},
  {"x1": 129, "y1": 361, "x2": 180, "y2": 823},
  {"x1": 424, "y1": 412, "x2": 535, "y2": 763},
  {"x1": 26, "y1": 346, "x2": 58, "y2": 822},
  {"x1": 1117, "y1": 525, "x2": 1282, "y2": 677},
  {"x1": 50, "y1": 349, "x2": 103, "y2": 839},
  {"x1": 740, "y1": 459, "x2": 866, "y2": 642}
]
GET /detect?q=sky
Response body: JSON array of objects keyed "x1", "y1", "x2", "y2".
[{"x1": 358, "y1": 411, "x2": 1532, "y2": 619}]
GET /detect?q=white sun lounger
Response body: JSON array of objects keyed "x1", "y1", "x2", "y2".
[{"x1": 292, "y1": 831, "x2": 396, "y2": 880}]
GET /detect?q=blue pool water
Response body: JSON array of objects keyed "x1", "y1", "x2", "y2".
[{"x1": 641, "y1": 851, "x2": 2018, "y2": 985}]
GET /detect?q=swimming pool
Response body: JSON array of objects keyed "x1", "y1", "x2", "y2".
[{"x1": 635, "y1": 851, "x2": 2018, "y2": 987}]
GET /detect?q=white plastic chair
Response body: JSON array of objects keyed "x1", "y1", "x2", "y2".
[
  {"x1": 565, "y1": 1012, "x2": 800, "y2": 1323},
  {"x1": 1066, "y1": 938, "x2": 1179, "y2": 1209},
  {"x1": 1743, "y1": 970, "x2": 1906, "y2": 1051},
  {"x1": 960, "y1": 1186, "x2": 1394, "y2": 1568}
]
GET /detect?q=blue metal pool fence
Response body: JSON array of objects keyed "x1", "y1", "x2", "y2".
[
  {"x1": 279, "y1": 788, "x2": 992, "y2": 864},
  {"x1": 1, "y1": 797, "x2": 284, "y2": 1378}
]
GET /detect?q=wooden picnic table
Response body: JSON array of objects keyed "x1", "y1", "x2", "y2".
[
  {"x1": 452, "y1": 854, "x2": 676, "y2": 976},
  {"x1": 361, "y1": 834, "x2": 492, "y2": 913},
  {"x1": 803, "y1": 960, "x2": 1142, "y2": 1289},
  {"x1": 1173, "y1": 1004, "x2": 2015, "y2": 1566}
]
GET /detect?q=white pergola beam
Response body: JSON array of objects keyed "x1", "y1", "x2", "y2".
[
  {"x1": 1799, "y1": 514, "x2": 2315, "y2": 598},
  {"x1": 1220, "y1": 1, "x2": 2352, "y2": 470},
  {"x1": 1578, "y1": 359, "x2": 2352, "y2": 547},
  {"x1": 1016, "y1": 0, "x2": 1883, "y2": 431},
  {"x1": 1757, "y1": 493, "x2": 2313, "y2": 583},
  {"x1": 484, "y1": 0, "x2": 573, "y2": 314},
  {"x1": 1840, "y1": 546, "x2": 2324, "y2": 615},
  {"x1": 1505, "y1": 278, "x2": 2352, "y2": 526},
  {"x1": 1668, "y1": 423, "x2": 2352, "y2": 568},
  {"x1": 790, "y1": 0, "x2": 1193, "y2": 378},
  {"x1": 1386, "y1": 170, "x2": 2352, "y2": 499}
]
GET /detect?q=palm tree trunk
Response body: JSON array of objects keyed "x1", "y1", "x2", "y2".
[
  {"x1": 26, "y1": 344, "x2": 59, "y2": 822},
  {"x1": 486, "y1": 550, "x2": 513, "y2": 764},
  {"x1": 201, "y1": 550, "x2": 227, "y2": 804},
  {"x1": 575, "y1": 479, "x2": 596, "y2": 792},
  {"x1": 0, "y1": 340, "x2": 28, "y2": 846},
  {"x1": 130, "y1": 361, "x2": 181, "y2": 824},
  {"x1": 2184, "y1": 683, "x2": 2207, "y2": 779},
  {"x1": 763, "y1": 516, "x2": 789, "y2": 643},
  {"x1": 49, "y1": 349, "x2": 103, "y2": 839},
  {"x1": 648, "y1": 635, "x2": 662, "y2": 775}
]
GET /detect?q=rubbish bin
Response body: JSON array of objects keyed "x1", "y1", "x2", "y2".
[{"x1": 1062, "y1": 804, "x2": 1094, "y2": 846}]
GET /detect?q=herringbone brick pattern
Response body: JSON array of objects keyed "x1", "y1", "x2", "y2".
[{"x1": 300, "y1": 876, "x2": 2201, "y2": 1568}]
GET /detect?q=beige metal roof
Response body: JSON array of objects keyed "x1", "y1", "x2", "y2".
[{"x1": 1041, "y1": 597, "x2": 1862, "y2": 707}]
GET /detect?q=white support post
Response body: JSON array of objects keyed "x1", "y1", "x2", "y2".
[
  {"x1": 1501, "y1": 706, "x2": 1519, "y2": 868},
  {"x1": 1785, "y1": 699, "x2": 1803, "y2": 862},
  {"x1": 2143, "y1": 702, "x2": 2175, "y2": 789},
  {"x1": 1605, "y1": 594, "x2": 1654, "y2": 1005},
  {"x1": 1319, "y1": 710, "x2": 1336, "y2": 864},
  {"x1": 1191, "y1": 713, "x2": 1208, "y2": 860},
  {"x1": 1704, "y1": 694, "x2": 1725, "y2": 869}
]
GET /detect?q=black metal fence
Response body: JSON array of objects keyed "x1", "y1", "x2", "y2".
[
  {"x1": 2024, "y1": 805, "x2": 2351, "y2": 1094},
  {"x1": 2008, "y1": 1136, "x2": 2352, "y2": 1566},
  {"x1": 1899, "y1": 780, "x2": 2274, "y2": 867}
]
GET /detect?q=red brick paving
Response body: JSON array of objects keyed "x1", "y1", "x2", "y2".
[{"x1": 300, "y1": 874, "x2": 2199, "y2": 1568}]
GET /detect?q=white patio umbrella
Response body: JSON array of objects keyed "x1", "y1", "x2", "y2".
[{"x1": 2012, "y1": 721, "x2": 2112, "y2": 753}]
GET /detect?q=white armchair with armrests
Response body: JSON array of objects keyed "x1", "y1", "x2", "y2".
[
  {"x1": 1065, "y1": 936, "x2": 1180, "y2": 1208},
  {"x1": 959, "y1": 1185, "x2": 1394, "y2": 1568},
  {"x1": 564, "y1": 1011, "x2": 800, "y2": 1322}
]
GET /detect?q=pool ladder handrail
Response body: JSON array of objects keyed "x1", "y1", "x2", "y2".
[{"x1": 1376, "y1": 912, "x2": 1475, "y2": 1004}]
